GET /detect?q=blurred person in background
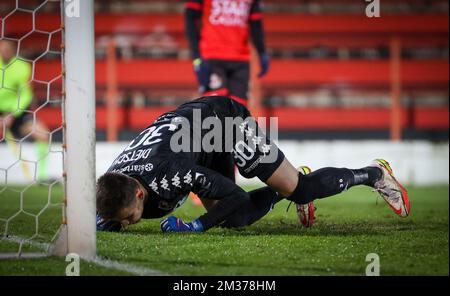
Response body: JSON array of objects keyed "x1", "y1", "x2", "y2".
[
  {"x1": 185, "y1": 0, "x2": 269, "y2": 103},
  {"x1": 185, "y1": 0, "x2": 270, "y2": 205},
  {"x1": 0, "y1": 40, "x2": 49, "y2": 181}
]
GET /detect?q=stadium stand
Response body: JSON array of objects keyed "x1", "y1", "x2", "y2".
[{"x1": 1, "y1": 0, "x2": 448, "y2": 139}]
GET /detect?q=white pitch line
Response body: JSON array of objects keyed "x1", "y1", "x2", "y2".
[
  {"x1": 87, "y1": 256, "x2": 169, "y2": 276},
  {"x1": 3, "y1": 235, "x2": 50, "y2": 250},
  {"x1": 0, "y1": 253, "x2": 48, "y2": 259},
  {"x1": 0, "y1": 236, "x2": 168, "y2": 276}
]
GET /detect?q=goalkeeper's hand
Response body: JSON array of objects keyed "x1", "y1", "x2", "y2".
[
  {"x1": 96, "y1": 214, "x2": 122, "y2": 232},
  {"x1": 257, "y1": 53, "x2": 270, "y2": 78},
  {"x1": 192, "y1": 58, "x2": 210, "y2": 90},
  {"x1": 160, "y1": 216, "x2": 204, "y2": 233}
]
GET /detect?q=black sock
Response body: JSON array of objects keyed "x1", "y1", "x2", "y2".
[
  {"x1": 350, "y1": 166, "x2": 383, "y2": 187},
  {"x1": 287, "y1": 167, "x2": 354, "y2": 204},
  {"x1": 287, "y1": 166, "x2": 382, "y2": 204}
]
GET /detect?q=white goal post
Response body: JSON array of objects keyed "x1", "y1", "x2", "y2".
[
  {"x1": 0, "y1": 0, "x2": 96, "y2": 259},
  {"x1": 62, "y1": 0, "x2": 96, "y2": 258}
]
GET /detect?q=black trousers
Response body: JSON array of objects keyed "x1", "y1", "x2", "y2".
[{"x1": 202, "y1": 59, "x2": 250, "y2": 100}]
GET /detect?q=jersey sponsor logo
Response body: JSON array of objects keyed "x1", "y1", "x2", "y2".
[
  {"x1": 209, "y1": 0, "x2": 252, "y2": 27},
  {"x1": 154, "y1": 113, "x2": 177, "y2": 124},
  {"x1": 183, "y1": 170, "x2": 193, "y2": 186},
  {"x1": 160, "y1": 175, "x2": 170, "y2": 191},
  {"x1": 172, "y1": 172, "x2": 181, "y2": 188},
  {"x1": 149, "y1": 177, "x2": 159, "y2": 193},
  {"x1": 195, "y1": 172, "x2": 211, "y2": 189},
  {"x1": 244, "y1": 126, "x2": 254, "y2": 138},
  {"x1": 243, "y1": 155, "x2": 262, "y2": 174},
  {"x1": 171, "y1": 116, "x2": 185, "y2": 124},
  {"x1": 112, "y1": 148, "x2": 152, "y2": 165},
  {"x1": 239, "y1": 120, "x2": 248, "y2": 133},
  {"x1": 251, "y1": 135, "x2": 263, "y2": 146},
  {"x1": 260, "y1": 143, "x2": 272, "y2": 156},
  {"x1": 111, "y1": 163, "x2": 154, "y2": 174}
]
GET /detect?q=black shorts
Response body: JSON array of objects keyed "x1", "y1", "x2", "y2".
[
  {"x1": 203, "y1": 59, "x2": 250, "y2": 100},
  {"x1": 175, "y1": 96, "x2": 285, "y2": 182},
  {"x1": 0, "y1": 111, "x2": 33, "y2": 140}
]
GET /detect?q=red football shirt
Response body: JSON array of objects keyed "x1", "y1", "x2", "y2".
[{"x1": 186, "y1": 0, "x2": 263, "y2": 61}]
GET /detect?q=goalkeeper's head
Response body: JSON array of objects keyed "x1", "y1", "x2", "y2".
[{"x1": 96, "y1": 172, "x2": 148, "y2": 227}]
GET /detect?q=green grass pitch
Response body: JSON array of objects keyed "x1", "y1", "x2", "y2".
[{"x1": 0, "y1": 184, "x2": 448, "y2": 276}]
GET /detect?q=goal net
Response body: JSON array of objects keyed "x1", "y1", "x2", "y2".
[{"x1": 0, "y1": 0, "x2": 95, "y2": 259}]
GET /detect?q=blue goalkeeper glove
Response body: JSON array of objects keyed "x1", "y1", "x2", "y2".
[
  {"x1": 258, "y1": 53, "x2": 270, "y2": 78},
  {"x1": 193, "y1": 58, "x2": 210, "y2": 91},
  {"x1": 160, "y1": 216, "x2": 204, "y2": 233},
  {"x1": 96, "y1": 214, "x2": 122, "y2": 232}
]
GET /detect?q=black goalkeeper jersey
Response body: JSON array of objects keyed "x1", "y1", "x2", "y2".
[{"x1": 106, "y1": 96, "x2": 284, "y2": 229}]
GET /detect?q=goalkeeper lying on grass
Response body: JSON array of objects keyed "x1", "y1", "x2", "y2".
[{"x1": 96, "y1": 96, "x2": 410, "y2": 233}]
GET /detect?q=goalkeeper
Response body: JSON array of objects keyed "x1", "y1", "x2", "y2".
[
  {"x1": 0, "y1": 40, "x2": 49, "y2": 181},
  {"x1": 96, "y1": 96, "x2": 410, "y2": 233}
]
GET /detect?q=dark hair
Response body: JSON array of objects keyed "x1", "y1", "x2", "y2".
[{"x1": 96, "y1": 172, "x2": 138, "y2": 219}]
